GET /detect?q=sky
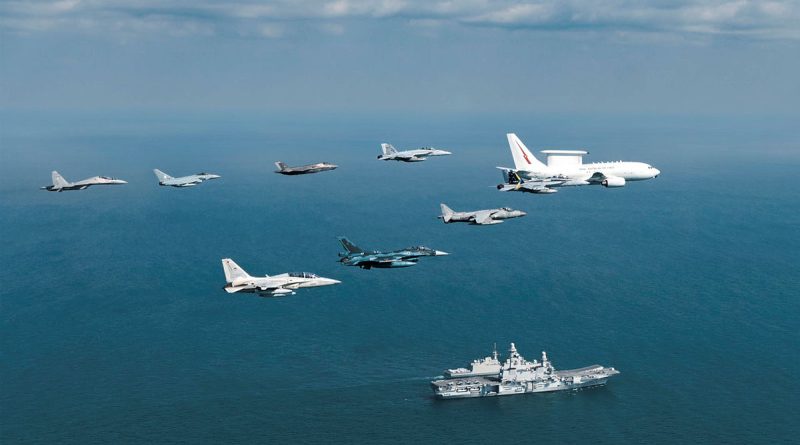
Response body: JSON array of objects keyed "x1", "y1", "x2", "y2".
[{"x1": 1, "y1": 0, "x2": 799, "y2": 114}]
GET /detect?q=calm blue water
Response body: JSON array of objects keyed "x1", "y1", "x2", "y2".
[{"x1": 1, "y1": 112, "x2": 798, "y2": 444}]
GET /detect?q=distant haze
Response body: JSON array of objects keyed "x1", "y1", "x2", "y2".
[{"x1": 1, "y1": 1, "x2": 799, "y2": 114}]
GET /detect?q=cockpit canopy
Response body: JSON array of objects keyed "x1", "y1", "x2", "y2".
[
  {"x1": 501, "y1": 207, "x2": 512, "y2": 211},
  {"x1": 99, "y1": 176, "x2": 114, "y2": 180},
  {"x1": 288, "y1": 272, "x2": 318, "y2": 278}
]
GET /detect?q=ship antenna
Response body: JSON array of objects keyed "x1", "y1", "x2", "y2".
[{"x1": 493, "y1": 342, "x2": 498, "y2": 360}]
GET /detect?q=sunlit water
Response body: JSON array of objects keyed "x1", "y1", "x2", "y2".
[{"x1": 1, "y1": 112, "x2": 798, "y2": 444}]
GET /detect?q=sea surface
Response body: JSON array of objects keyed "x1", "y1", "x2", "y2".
[{"x1": 1, "y1": 111, "x2": 798, "y2": 444}]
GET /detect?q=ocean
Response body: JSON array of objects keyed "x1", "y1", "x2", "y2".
[{"x1": 1, "y1": 111, "x2": 798, "y2": 444}]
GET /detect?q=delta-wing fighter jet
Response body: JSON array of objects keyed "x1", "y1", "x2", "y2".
[
  {"x1": 377, "y1": 143, "x2": 451, "y2": 162},
  {"x1": 153, "y1": 169, "x2": 220, "y2": 187},
  {"x1": 337, "y1": 237, "x2": 448, "y2": 269},
  {"x1": 274, "y1": 161, "x2": 338, "y2": 175},
  {"x1": 41, "y1": 171, "x2": 127, "y2": 192},
  {"x1": 497, "y1": 133, "x2": 659, "y2": 194},
  {"x1": 439, "y1": 203, "x2": 526, "y2": 225},
  {"x1": 221, "y1": 258, "x2": 340, "y2": 297}
]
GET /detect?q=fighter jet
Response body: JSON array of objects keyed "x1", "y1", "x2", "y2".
[
  {"x1": 41, "y1": 171, "x2": 127, "y2": 192},
  {"x1": 496, "y1": 170, "x2": 561, "y2": 194},
  {"x1": 337, "y1": 237, "x2": 448, "y2": 269},
  {"x1": 153, "y1": 169, "x2": 220, "y2": 187},
  {"x1": 439, "y1": 203, "x2": 527, "y2": 225},
  {"x1": 221, "y1": 258, "x2": 340, "y2": 297},
  {"x1": 274, "y1": 161, "x2": 338, "y2": 175},
  {"x1": 377, "y1": 143, "x2": 451, "y2": 162}
]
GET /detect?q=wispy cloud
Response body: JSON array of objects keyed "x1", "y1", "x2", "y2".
[{"x1": 2, "y1": 1, "x2": 799, "y2": 40}]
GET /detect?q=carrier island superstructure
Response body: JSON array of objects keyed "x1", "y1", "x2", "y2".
[{"x1": 431, "y1": 343, "x2": 619, "y2": 399}]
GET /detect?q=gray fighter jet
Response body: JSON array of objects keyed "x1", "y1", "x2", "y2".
[
  {"x1": 377, "y1": 143, "x2": 451, "y2": 162},
  {"x1": 41, "y1": 171, "x2": 127, "y2": 191},
  {"x1": 337, "y1": 237, "x2": 448, "y2": 269},
  {"x1": 274, "y1": 161, "x2": 338, "y2": 175},
  {"x1": 153, "y1": 169, "x2": 220, "y2": 187},
  {"x1": 496, "y1": 170, "x2": 560, "y2": 194},
  {"x1": 439, "y1": 203, "x2": 527, "y2": 225}
]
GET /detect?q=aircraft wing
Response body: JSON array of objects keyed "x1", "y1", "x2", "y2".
[
  {"x1": 473, "y1": 211, "x2": 498, "y2": 225},
  {"x1": 224, "y1": 283, "x2": 279, "y2": 293}
]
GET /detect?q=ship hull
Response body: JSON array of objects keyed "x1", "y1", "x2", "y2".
[{"x1": 434, "y1": 378, "x2": 609, "y2": 399}]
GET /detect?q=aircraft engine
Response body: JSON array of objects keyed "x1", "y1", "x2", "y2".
[{"x1": 601, "y1": 176, "x2": 626, "y2": 188}]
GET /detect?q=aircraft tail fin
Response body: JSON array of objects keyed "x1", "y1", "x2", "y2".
[
  {"x1": 153, "y1": 169, "x2": 173, "y2": 182},
  {"x1": 274, "y1": 161, "x2": 287, "y2": 171},
  {"x1": 221, "y1": 258, "x2": 254, "y2": 283},
  {"x1": 507, "y1": 133, "x2": 547, "y2": 172},
  {"x1": 381, "y1": 143, "x2": 397, "y2": 156},
  {"x1": 498, "y1": 168, "x2": 524, "y2": 184},
  {"x1": 52, "y1": 171, "x2": 69, "y2": 188},
  {"x1": 338, "y1": 237, "x2": 363, "y2": 254},
  {"x1": 440, "y1": 203, "x2": 455, "y2": 223}
]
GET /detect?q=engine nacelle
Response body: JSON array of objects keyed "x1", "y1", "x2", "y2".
[{"x1": 601, "y1": 176, "x2": 626, "y2": 188}]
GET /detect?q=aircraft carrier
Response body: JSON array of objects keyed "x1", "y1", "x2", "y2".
[{"x1": 431, "y1": 343, "x2": 619, "y2": 399}]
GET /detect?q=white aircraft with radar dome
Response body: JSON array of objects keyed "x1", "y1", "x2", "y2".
[{"x1": 497, "y1": 133, "x2": 659, "y2": 194}]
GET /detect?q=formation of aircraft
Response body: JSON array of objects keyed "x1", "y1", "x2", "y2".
[
  {"x1": 497, "y1": 133, "x2": 659, "y2": 194},
  {"x1": 41, "y1": 171, "x2": 127, "y2": 192},
  {"x1": 439, "y1": 203, "x2": 526, "y2": 225},
  {"x1": 153, "y1": 169, "x2": 221, "y2": 187},
  {"x1": 274, "y1": 161, "x2": 338, "y2": 175},
  {"x1": 377, "y1": 143, "x2": 452, "y2": 162},
  {"x1": 221, "y1": 259, "x2": 340, "y2": 297},
  {"x1": 337, "y1": 237, "x2": 448, "y2": 269},
  {"x1": 44, "y1": 133, "x2": 658, "y2": 298}
]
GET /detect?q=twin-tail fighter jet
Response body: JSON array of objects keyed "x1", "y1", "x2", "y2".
[
  {"x1": 497, "y1": 133, "x2": 660, "y2": 194},
  {"x1": 153, "y1": 169, "x2": 220, "y2": 187},
  {"x1": 41, "y1": 171, "x2": 127, "y2": 192},
  {"x1": 439, "y1": 203, "x2": 526, "y2": 225},
  {"x1": 221, "y1": 259, "x2": 340, "y2": 297},
  {"x1": 274, "y1": 161, "x2": 338, "y2": 175},
  {"x1": 377, "y1": 143, "x2": 451, "y2": 162},
  {"x1": 337, "y1": 237, "x2": 448, "y2": 269}
]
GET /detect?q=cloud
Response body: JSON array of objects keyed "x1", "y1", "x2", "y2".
[{"x1": 1, "y1": 0, "x2": 798, "y2": 40}]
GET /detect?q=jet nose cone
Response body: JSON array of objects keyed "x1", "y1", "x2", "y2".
[
  {"x1": 322, "y1": 278, "x2": 341, "y2": 285},
  {"x1": 518, "y1": 211, "x2": 527, "y2": 217},
  {"x1": 438, "y1": 150, "x2": 452, "y2": 155},
  {"x1": 653, "y1": 168, "x2": 661, "y2": 178},
  {"x1": 434, "y1": 250, "x2": 449, "y2": 256}
]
